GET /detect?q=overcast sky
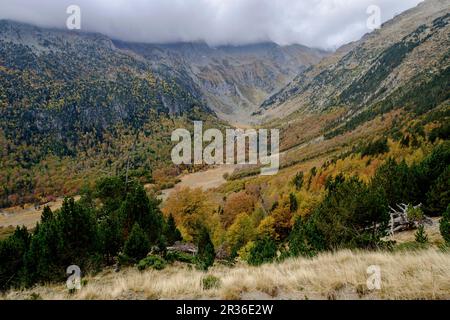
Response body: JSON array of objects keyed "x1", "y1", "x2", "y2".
[{"x1": 0, "y1": 0, "x2": 424, "y2": 49}]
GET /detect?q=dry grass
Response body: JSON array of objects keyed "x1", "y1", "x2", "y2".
[
  {"x1": 3, "y1": 248, "x2": 449, "y2": 300},
  {"x1": 0, "y1": 196, "x2": 81, "y2": 229}
]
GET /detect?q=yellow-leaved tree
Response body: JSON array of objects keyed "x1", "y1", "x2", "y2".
[
  {"x1": 226, "y1": 212, "x2": 257, "y2": 255},
  {"x1": 162, "y1": 187, "x2": 223, "y2": 245}
]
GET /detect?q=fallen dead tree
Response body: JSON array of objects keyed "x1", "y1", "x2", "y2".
[
  {"x1": 388, "y1": 203, "x2": 433, "y2": 236},
  {"x1": 167, "y1": 242, "x2": 198, "y2": 255}
]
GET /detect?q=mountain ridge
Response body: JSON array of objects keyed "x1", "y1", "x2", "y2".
[
  {"x1": 113, "y1": 39, "x2": 328, "y2": 124},
  {"x1": 259, "y1": 0, "x2": 449, "y2": 129}
]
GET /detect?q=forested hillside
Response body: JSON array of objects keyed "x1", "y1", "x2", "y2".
[
  {"x1": 0, "y1": 0, "x2": 449, "y2": 300},
  {"x1": 0, "y1": 20, "x2": 217, "y2": 207},
  {"x1": 260, "y1": 0, "x2": 450, "y2": 136}
]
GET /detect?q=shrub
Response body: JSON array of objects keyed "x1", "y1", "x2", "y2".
[
  {"x1": 406, "y1": 205, "x2": 424, "y2": 222},
  {"x1": 394, "y1": 241, "x2": 428, "y2": 252},
  {"x1": 247, "y1": 237, "x2": 277, "y2": 266},
  {"x1": 201, "y1": 275, "x2": 221, "y2": 290},
  {"x1": 123, "y1": 223, "x2": 150, "y2": 263},
  {"x1": 237, "y1": 241, "x2": 255, "y2": 262},
  {"x1": 137, "y1": 255, "x2": 166, "y2": 271},
  {"x1": 440, "y1": 205, "x2": 450, "y2": 244},
  {"x1": 28, "y1": 293, "x2": 42, "y2": 300},
  {"x1": 165, "y1": 251, "x2": 196, "y2": 264}
]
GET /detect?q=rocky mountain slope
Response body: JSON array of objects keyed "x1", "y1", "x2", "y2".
[
  {"x1": 0, "y1": 19, "x2": 325, "y2": 206},
  {"x1": 114, "y1": 41, "x2": 328, "y2": 125},
  {"x1": 260, "y1": 0, "x2": 449, "y2": 134},
  {"x1": 0, "y1": 20, "x2": 210, "y2": 207},
  {"x1": 0, "y1": 20, "x2": 209, "y2": 153},
  {"x1": 0, "y1": 19, "x2": 327, "y2": 150}
]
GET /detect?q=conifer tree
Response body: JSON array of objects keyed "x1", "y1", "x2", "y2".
[
  {"x1": 123, "y1": 223, "x2": 150, "y2": 262},
  {"x1": 425, "y1": 166, "x2": 449, "y2": 217},
  {"x1": 415, "y1": 225, "x2": 428, "y2": 244},
  {"x1": 196, "y1": 227, "x2": 215, "y2": 270},
  {"x1": 293, "y1": 172, "x2": 304, "y2": 190},
  {"x1": 0, "y1": 226, "x2": 30, "y2": 290},
  {"x1": 289, "y1": 193, "x2": 298, "y2": 213},
  {"x1": 41, "y1": 206, "x2": 53, "y2": 223},
  {"x1": 164, "y1": 214, "x2": 182, "y2": 245},
  {"x1": 247, "y1": 237, "x2": 277, "y2": 266},
  {"x1": 119, "y1": 184, "x2": 163, "y2": 244},
  {"x1": 440, "y1": 205, "x2": 450, "y2": 244}
]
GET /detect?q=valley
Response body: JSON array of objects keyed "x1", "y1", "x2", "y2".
[{"x1": 0, "y1": 0, "x2": 449, "y2": 301}]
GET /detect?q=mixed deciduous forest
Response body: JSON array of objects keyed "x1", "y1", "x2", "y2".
[
  {"x1": 1, "y1": 138, "x2": 449, "y2": 290},
  {"x1": 0, "y1": 2, "x2": 449, "y2": 299}
]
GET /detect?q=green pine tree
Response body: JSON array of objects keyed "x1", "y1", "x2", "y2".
[
  {"x1": 293, "y1": 172, "x2": 304, "y2": 190},
  {"x1": 440, "y1": 205, "x2": 450, "y2": 244},
  {"x1": 307, "y1": 167, "x2": 317, "y2": 190},
  {"x1": 57, "y1": 197, "x2": 98, "y2": 265},
  {"x1": 40, "y1": 206, "x2": 53, "y2": 223},
  {"x1": 98, "y1": 213, "x2": 123, "y2": 263},
  {"x1": 289, "y1": 218, "x2": 316, "y2": 257},
  {"x1": 0, "y1": 226, "x2": 30, "y2": 290},
  {"x1": 24, "y1": 218, "x2": 64, "y2": 284},
  {"x1": 247, "y1": 237, "x2": 277, "y2": 266},
  {"x1": 164, "y1": 214, "x2": 182, "y2": 245},
  {"x1": 415, "y1": 225, "x2": 428, "y2": 244},
  {"x1": 123, "y1": 223, "x2": 150, "y2": 263},
  {"x1": 196, "y1": 228, "x2": 215, "y2": 271},
  {"x1": 289, "y1": 193, "x2": 298, "y2": 213},
  {"x1": 425, "y1": 166, "x2": 450, "y2": 217},
  {"x1": 119, "y1": 184, "x2": 163, "y2": 244}
]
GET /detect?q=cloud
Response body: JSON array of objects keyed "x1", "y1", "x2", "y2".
[{"x1": 0, "y1": 0, "x2": 424, "y2": 49}]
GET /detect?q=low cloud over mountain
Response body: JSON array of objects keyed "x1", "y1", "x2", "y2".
[{"x1": 0, "y1": 0, "x2": 423, "y2": 49}]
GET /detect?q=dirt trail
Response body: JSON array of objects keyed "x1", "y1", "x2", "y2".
[{"x1": 156, "y1": 164, "x2": 236, "y2": 201}]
